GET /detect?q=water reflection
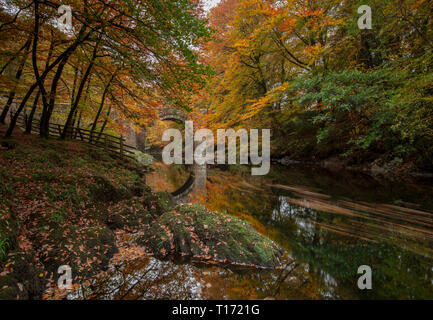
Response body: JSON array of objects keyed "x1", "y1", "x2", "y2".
[
  {"x1": 199, "y1": 165, "x2": 433, "y2": 299},
  {"x1": 81, "y1": 163, "x2": 433, "y2": 299},
  {"x1": 71, "y1": 256, "x2": 203, "y2": 300},
  {"x1": 71, "y1": 255, "x2": 304, "y2": 300}
]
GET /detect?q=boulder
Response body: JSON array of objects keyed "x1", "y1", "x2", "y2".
[{"x1": 137, "y1": 204, "x2": 285, "y2": 269}]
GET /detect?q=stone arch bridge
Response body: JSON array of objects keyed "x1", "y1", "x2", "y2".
[
  {"x1": 121, "y1": 106, "x2": 206, "y2": 201},
  {"x1": 157, "y1": 107, "x2": 206, "y2": 201}
]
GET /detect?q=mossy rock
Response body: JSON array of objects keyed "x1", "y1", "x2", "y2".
[
  {"x1": 0, "y1": 133, "x2": 167, "y2": 299},
  {"x1": 132, "y1": 150, "x2": 154, "y2": 166},
  {"x1": 136, "y1": 204, "x2": 285, "y2": 269},
  {"x1": 89, "y1": 176, "x2": 133, "y2": 202},
  {"x1": 130, "y1": 179, "x2": 151, "y2": 197},
  {"x1": 107, "y1": 197, "x2": 154, "y2": 230},
  {"x1": 29, "y1": 219, "x2": 117, "y2": 284},
  {"x1": 139, "y1": 192, "x2": 172, "y2": 217},
  {"x1": 0, "y1": 251, "x2": 44, "y2": 300},
  {"x1": 156, "y1": 192, "x2": 175, "y2": 212}
]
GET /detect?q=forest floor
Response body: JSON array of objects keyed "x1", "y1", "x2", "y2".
[{"x1": 0, "y1": 125, "x2": 284, "y2": 300}]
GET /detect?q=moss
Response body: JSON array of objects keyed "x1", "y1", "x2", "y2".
[
  {"x1": 156, "y1": 192, "x2": 175, "y2": 212},
  {"x1": 0, "y1": 275, "x2": 21, "y2": 300},
  {"x1": 89, "y1": 175, "x2": 133, "y2": 203},
  {"x1": 0, "y1": 206, "x2": 17, "y2": 265},
  {"x1": 132, "y1": 150, "x2": 154, "y2": 166},
  {"x1": 42, "y1": 183, "x2": 83, "y2": 210},
  {"x1": 86, "y1": 147, "x2": 114, "y2": 163},
  {"x1": 107, "y1": 197, "x2": 153, "y2": 230},
  {"x1": 1, "y1": 130, "x2": 285, "y2": 301},
  {"x1": 137, "y1": 204, "x2": 285, "y2": 269},
  {"x1": 31, "y1": 220, "x2": 117, "y2": 283},
  {"x1": 0, "y1": 251, "x2": 44, "y2": 300},
  {"x1": 0, "y1": 168, "x2": 13, "y2": 207},
  {"x1": 0, "y1": 133, "x2": 155, "y2": 299}
]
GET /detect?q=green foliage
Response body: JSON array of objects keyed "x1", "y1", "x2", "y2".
[
  {"x1": 0, "y1": 236, "x2": 10, "y2": 264},
  {"x1": 288, "y1": 62, "x2": 433, "y2": 167},
  {"x1": 386, "y1": 52, "x2": 433, "y2": 168},
  {"x1": 203, "y1": 0, "x2": 433, "y2": 170},
  {"x1": 291, "y1": 69, "x2": 391, "y2": 155}
]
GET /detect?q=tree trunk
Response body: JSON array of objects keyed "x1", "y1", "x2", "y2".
[
  {"x1": 97, "y1": 105, "x2": 112, "y2": 141},
  {"x1": 25, "y1": 90, "x2": 40, "y2": 133},
  {"x1": 31, "y1": 0, "x2": 49, "y2": 120},
  {"x1": 5, "y1": 26, "x2": 90, "y2": 137},
  {"x1": 0, "y1": 38, "x2": 32, "y2": 76},
  {"x1": 39, "y1": 52, "x2": 71, "y2": 138},
  {"x1": 25, "y1": 35, "x2": 54, "y2": 134},
  {"x1": 90, "y1": 71, "x2": 117, "y2": 141},
  {"x1": 69, "y1": 66, "x2": 80, "y2": 131},
  {"x1": 61, "y1": 40, "x2": 100, "y2": 139},
  {"x1": 0, "y1": 37, "x2": 31, "y2": 124}
]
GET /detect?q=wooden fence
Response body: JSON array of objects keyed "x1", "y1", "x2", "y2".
[{"x1": 12, "y1": 112, "x2": 138, "y2": 161}]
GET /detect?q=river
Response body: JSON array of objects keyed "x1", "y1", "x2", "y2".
[{"x1": 72, "y1": 162, "x2": 433, "y2": 299}]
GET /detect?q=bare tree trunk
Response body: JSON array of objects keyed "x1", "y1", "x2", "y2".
[{"x1": 71, "y1": 73, "x2": 92, "y2": 138}]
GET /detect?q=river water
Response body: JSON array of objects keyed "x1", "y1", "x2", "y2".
[{"x1": 73, "y1": 163, "x2": 433, "y2": 299}]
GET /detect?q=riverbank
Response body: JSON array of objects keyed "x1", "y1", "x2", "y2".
[
  {"x1": 0, "y1": 127, "x2": 285, "y2": 299},
  {"x1": 274, "y1": 156, "x2": 433, "y2": 180}
]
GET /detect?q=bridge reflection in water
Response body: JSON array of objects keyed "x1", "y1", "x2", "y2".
[
  {"x1": 171, "y1": 163, "x2": 207, "y2": 203},
  {"x1": 158, "y1": 109, "x2": 207, "y2": 202}
]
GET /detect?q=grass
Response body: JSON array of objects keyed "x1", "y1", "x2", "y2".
[
  {"x1": 0, "y1": 237, "x2": 10, "y2": 263},
  {"x1": 0, "y1": 126, "x2": 154, "y2": 298}
]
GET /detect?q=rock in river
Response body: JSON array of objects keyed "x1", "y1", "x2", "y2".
[{"x1": 136, "y1": 203, "x2": 285, "y2": 269}]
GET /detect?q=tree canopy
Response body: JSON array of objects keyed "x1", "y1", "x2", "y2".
[{"x1": 200, "y1": 0, "x2": 433, "y2": 170}]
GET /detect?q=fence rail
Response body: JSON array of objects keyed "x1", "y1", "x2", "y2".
[{"x1": 11, "y1": 112, "x2": 138, "y2": 161}]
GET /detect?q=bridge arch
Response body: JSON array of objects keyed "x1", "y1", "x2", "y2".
[{"x1": 158, "y1": 108, "x2": 206, "y2": 201}]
